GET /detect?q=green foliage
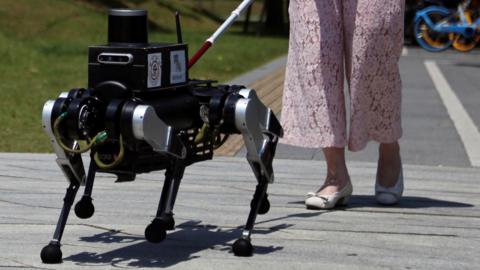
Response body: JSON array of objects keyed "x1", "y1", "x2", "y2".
[{"x1": 0, "y1": 0, "x2": 287, "y2": 152}]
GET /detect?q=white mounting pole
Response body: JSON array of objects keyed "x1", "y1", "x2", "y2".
[{"x1": 188, "y1": 0, "x2": 255, "y2": 68}]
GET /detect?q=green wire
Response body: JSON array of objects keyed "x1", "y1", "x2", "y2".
[
  {"x1": 53, "y1": 111, "x2": 124, "y2": 169},
  {"x1": 93, "y1": 135, "x2": 125, "y2": 170},
  {"x1": 194, "y1": 123, "x2": 229, "y2": 149},
  {"x1": 53, "y1": 112, "x2": 106, "y2": 154}
]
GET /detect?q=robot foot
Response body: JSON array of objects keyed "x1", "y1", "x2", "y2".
[
  {"x1": 74, "y1": 196, "x2": 95, "y2": 219},
  {"x1": 144, "y1": 218, "x2": 169, "y2": 243},
  {"x1": 232, "y1": 238, "x2": 253, "y2": 257},
  {"x1": 40, "y1": 242, "x2": 62, "y2": 264}
]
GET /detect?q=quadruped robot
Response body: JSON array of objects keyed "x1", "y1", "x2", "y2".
[{"x1": 40, "y1": 1, "x2": 283, "y2": 264}]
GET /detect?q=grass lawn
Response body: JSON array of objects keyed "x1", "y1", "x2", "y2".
[{"x1": 0, "y1": 0, "x2": 288, "y2": 152}]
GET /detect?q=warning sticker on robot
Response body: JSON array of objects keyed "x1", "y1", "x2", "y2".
[
  {"x1": 170, "y1": 50, "x2": 186, "y2": 84},
  {"x1": 148, "y1": 53, "x2": 162, "y2": 88}
]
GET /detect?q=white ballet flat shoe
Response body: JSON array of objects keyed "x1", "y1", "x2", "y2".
[
  {"x1": 305, "y1": 181, "x2": 353, "y2": 210},
  {"x1": 375, "y1": 165, "x2": 404, "y2": 205},
  {"x1": 306, "y1": 176, "x2": 351, "y2": 198},
  {"x1": 306, "y1": 189, "x2": 321, "y2": 198}
]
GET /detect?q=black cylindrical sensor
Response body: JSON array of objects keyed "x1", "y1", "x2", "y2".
[{"x1": 108, "y1": 9, "x2": 148, "y2": 44}]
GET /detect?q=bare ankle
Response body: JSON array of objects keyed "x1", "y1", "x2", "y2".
[
  {"x1": 324, "y1": 147, "x2": 349, "y2": 177},
  {"x1": 378, "y1": 142, "x2": 401, "y2": 187}
]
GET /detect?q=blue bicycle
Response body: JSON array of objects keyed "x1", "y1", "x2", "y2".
[{"x1": 415, "y1": 0, "x2": 480, "y2": 52}]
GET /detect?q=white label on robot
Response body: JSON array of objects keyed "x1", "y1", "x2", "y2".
[
  {"x1": 148, "y1": 53, "x2": 162, "y2": 88},
  {"x1": 170, "y1": 50, "x2": 186, "y2": 84}
]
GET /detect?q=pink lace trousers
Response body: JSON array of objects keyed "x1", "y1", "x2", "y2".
[{"x1": 281, "y1": 0, "x2": 404, "y2": 151}]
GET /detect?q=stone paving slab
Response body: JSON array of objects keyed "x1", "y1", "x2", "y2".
[{"x1": 0, "y1": 153, "x2": 479, "y2": 269}]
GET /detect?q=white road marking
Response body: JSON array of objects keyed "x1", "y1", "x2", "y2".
[
  {"x1": 425, "y1": 60, "x2": 480, "y2": 167},
  {"x1": 402, "y1": 47, "x2": 408, "y2": 56}
]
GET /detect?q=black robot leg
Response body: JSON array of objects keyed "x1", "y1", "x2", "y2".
[
  {"x1": 74, "y1": 160, "x2": 97, "y2": 219},
  {"x1": 144, "y1": 159, "x2": 186, "y2": 243},
  {"x1": 41, "y1": 100, "x2": 87, "y2": 263},
  {"x1": 40, "y1": 182, "x2": 80, "y2": 264},
  {"x1": 124, "y1": 104, "x2": 188, "y2": 243},
  {"x1": 228, "y1": 89, "x2": 283, "y2": 257},
  {"x1": 232, "y1": 161, "x2": 269, "y2": 257}
]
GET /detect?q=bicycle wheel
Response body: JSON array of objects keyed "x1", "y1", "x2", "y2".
[
  {"x1": 450, "y1": 11, "x2": 480, "y2": 52},
  {"x1": 450, "y1": 33, "x2": 480, "y2": 52},
  {"x1": 414, "y1": 11, "x2": 453, "y2": 52}
]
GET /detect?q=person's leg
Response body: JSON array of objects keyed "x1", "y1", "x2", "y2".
[
  {"x1": 306, "y1": 146, "x2": 352, "y2": 208},
  {"x1": 307, "y1": 0, "x2": 350, "y2": 196},
  {"x1": 281, "y1": 0, "x2": 347, "y2": 150},
  {"x1": 282, "y1": 0, "x2": 350, "y2": 198},
  {"x1": 315, "y1": 147, "x2": 350, "y2": 195},
  {"x1": 344, "y1": 1, "x2": 404, "y2": 157},
  {"x1": 372, "y1": 0, "x2": 404, "y2": 189},
  {"x1": 344, "y1": 0, "x2": 404, "y2": 202},
  {"x1": 376, "y1": 140, "x2": 403, "y2": 205}
]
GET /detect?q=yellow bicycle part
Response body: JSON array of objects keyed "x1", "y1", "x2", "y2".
[
  {"x1": 451, "y1": 33, "x2": 480, "y2": 52},
  {"x1": 420, "y1": 20, "x2": 452, "y2": 49},
  {"x1": 450, "y1": 11, "x2": 480, "y2": 52}
]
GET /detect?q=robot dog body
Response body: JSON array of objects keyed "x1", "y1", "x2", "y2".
[{"x1": 40, "y1": 9, "x2": 283, "y2": 263}]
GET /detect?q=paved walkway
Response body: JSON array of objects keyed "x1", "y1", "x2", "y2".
[{"x1": 0, "y1": 153, "x2": 479, "y2": 269}]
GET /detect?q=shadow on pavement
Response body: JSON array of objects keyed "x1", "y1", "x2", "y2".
[
  {"x1": 255, "y1": 212, "x2": 323, "y2": 226},
  {"x1": 288, "y1": 195, "x2": 473, "y2": 209},
  {"x1": 65, "y1": 220, "x2": 284, "y2": 268},
  {"x1": 348, "y1": 195, "x2": 474, "y2": 208},
  {"x1": 454, "y1": 62, "x2": 480, "y2": 68}
]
